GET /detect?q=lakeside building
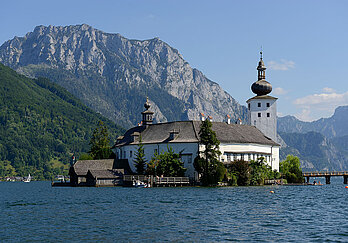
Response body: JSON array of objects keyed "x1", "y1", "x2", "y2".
[
  {"x1": 112, "y1": 53, "x2": 280, "y2": 180},
  {"x1": 69, "y1": 159, "x2": 126, "y2": 186}
]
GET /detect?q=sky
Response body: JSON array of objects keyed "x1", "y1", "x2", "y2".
[{"x1": 1, "y1": 0, "x2": 348, "y2": 121}]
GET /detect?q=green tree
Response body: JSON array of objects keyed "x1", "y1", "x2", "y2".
[
  {"x1": 156, "y1": 146, "x2": 186, "y2": 177},
  {"x1": 194, "y1": 119, "x2": 225, "y2": 186},
  {"x1": 146, "y1": 150, "x2": 160, "y2": 176},
  {"x1": 134, "y1": 136, "x2": 146, "y2": 175},
  {"x1": 280, "y1": 155, "x2": 304, "y2": 183},
  {"x1": 228, "y1": 160, "x2": 250, "y2": 186},
  {"x1": 89, "y1": 121, "x2": 112, "y2": 159},
  {"x1": 79, "y1": 153, "x2": 93, "y2": 160},
  {"x1": 249, "y1": 157, "x2": 271, "y2": 186}
]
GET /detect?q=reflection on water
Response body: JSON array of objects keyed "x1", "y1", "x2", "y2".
[{"x1": 1, "y1": 181, "x2": 348, "y2": 242}]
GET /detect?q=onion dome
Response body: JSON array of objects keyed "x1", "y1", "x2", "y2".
[
  {"x1": 144, "y1": 97, "x2": 151, "y2": 110},
  {"x1": 251, "y1": 51, "x2": 272, "y2": 96}
]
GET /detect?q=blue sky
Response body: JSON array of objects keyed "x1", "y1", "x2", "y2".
[{"x1": 1, "y1": 0, "x2": 348, "y2": 121}]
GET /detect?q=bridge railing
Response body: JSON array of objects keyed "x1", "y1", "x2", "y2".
[{"x1": 303, "y1": 171, "x2": 348, "y2": 176}]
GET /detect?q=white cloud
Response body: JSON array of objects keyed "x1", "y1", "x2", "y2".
[
  {"x1": 293, "y1": 91, "x2": 348, "y2": 121},
  {"x1": 322, "y1": 87, "x2": 335, "y2": 93},
  {"x1": 273, "y1": 87, "x2": 288, "y2": 95},
  {"x1": 268, "y1": 59, "x2": 295, "y2": 71},
  {"x1": 277, "y1": 112, "x2": 284, "y2": 117}
]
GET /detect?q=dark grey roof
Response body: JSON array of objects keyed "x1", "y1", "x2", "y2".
[
  {"x1": 114, "y1": 121, "x2": 279, "y2": 147},
  {"x1": 196, "y1": 121, "x2": 279, "y2": 146},
  {"x1": 247, "y1": 95, "x2": 278, "y2": 103},
  {"x1": 88, "y1": 169, "x2": 124, "y2": 179},
  {"x1": 73, "y1": 159, "x2": 114, "y2": 175}
]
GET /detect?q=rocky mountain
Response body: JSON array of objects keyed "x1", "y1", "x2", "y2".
[
  {"x1": 279, "y1": 131, "x2": 347, "y2": 171},
  {"x1": 0, "y1": 24, "x2": 248, "y2": 128},
  {"x1": 278, "y1": 106, "x2": 348, "y2": 139},
  {"x1": 278, "y1": 106, "x2": 348, "y2": 171}
]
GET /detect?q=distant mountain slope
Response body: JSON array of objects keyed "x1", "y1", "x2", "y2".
[
  {"x1": 279, "y1": 131, "x2": 347, "y2": 171},
  {"x1": 278, "y1": 106, "x2": 348, "y2": 138},
  {"x1": 0, "y1": 63, "x2": 124, "y2": 179},
  {"x1": 0, "y1": 24, "x2": 248, "y2": 128}
]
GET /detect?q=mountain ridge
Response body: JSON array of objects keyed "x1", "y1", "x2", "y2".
[
  {"x1": 278, "y1": 106, "x2": 348, "y2": 139},
  {"x1": 0, "y1": 24, "x2": 248, "y2": 128}
]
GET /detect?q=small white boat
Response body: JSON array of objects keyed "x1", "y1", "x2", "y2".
[
  {"x1": 23, "y1": 174, "x2": 31, "y2": 183},
  {"x1": 133, "y1": 180, "x2": 147, "y2": 188}
]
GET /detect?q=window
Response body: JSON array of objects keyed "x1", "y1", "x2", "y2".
[
  {"x1": 267, "y1": 113, "x2": 270, "y2": 117},
  {"x1": 154, "y1": 149, "x2": 158, "y2": 155},
  {"x1": 227, "y1": 153, "x2": 231, "y2": 162},
  {"x1": 258, "y1": 102, "x2": 261, "y2": 107},
  {"x1": 248, "y1": 103, "x2": 250, "y2": 110},
  {"x1": 130, "y1": 151, "x2": 133, "y2": 157},
  {"x1": 258, "y1": 113, "x2": 261, "y2": 117},
  {"x1": 241, "y1": 154, "x2": 244, "y2": 161},
  {"x1": 267, "y1": 103, "x2": 270, "y2": 107},
  {"x1": 124, "y1": 151, "x2": 126, "y2": 158}
]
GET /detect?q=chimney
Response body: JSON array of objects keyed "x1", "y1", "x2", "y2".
[
  {"x1": 208, "y1": 116, "x2": 213, "y2": 122},
  {"x1": 131, "y1": 132, "x2": 140, "y2": 143},
  {"x1": 226, "y1": 114, "x2": 231, "y2": 124},
  {"x1": 200, "y1": 113, "x2": 205, "y2": 121}
]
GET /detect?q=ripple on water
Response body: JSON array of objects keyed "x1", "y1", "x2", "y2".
[{"x1": 1, "y1": 182, "x2": 348, "y2": 241}]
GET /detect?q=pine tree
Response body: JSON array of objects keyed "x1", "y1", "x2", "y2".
[
  {"x1": 134, "y1": 136, "x2": 146, "y2": 175},
  {"x1": 194, "y1": 119, "x2": 225, "y2": 185},
  {"x1": 89, "y1": 121, "x2": 112, "y2": 159}
]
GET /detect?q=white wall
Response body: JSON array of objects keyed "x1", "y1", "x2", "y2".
[
  {"x1": 113, "y1": 143, "x2": 198, "y2": 178},
  {"x1": 218, "y1": 143, "x2": 280, "y2": 171},
  {"x1": 247, "y1": 98, "x2": 277, "y2": 143},
  {"x1": 113, "y1": 141, "x2": 279, "y2": 179}
]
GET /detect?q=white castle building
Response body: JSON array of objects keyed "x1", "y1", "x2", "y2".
[{"x1": 112, "y1": 53, "x2": 280, "y2": 179}]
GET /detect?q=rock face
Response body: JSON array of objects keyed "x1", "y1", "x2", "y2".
[
  {"x1": 278, "y1": 106, "x2": 348, "y2": 171},
  {"x1": 278, "y1": 106, "x2": 348, "y2": 139},
  {"x1": 0, "y1": 24, "x2": 248, "y2": 128}
]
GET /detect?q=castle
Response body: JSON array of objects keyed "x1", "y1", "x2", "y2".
[{"x1": 112, "y1": 53, "x2": 280, "y2": 180}]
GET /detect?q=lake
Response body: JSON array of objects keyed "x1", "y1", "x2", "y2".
[{"x1": 1, "y1": 180, "x2": 348, "y2": 242}]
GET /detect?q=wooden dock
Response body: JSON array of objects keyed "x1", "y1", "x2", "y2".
[
  {"x1": 123, "y1": 175, "x2": 190, "y2": 187},
  {"x1": 303, "y1": 171, "x2": 348, "y2": 184}
]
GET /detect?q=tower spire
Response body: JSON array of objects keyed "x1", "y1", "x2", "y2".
[
  {"x1": 251, "y1": 51, "x2": 272, "y2": 96},
  {"x1": 257, "y1": 51, "x2": 266, "y2": 81}
]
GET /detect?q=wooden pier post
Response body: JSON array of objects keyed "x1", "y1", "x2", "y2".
[
  {"x1": 344, "y1": 175, "x2": 348, "y2": 184},
  {"x1": 306, "y1": 176, "x2": 310, "y2": 184},
  {"x1": 325, "y1": 175, "x2": 331, "y2": 184}
]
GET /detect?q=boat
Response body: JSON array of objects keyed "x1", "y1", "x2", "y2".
[
  {"x1": 133, "y1": 180, "x2": 148, "y2": 188},
  {"x1": 23, "y1": 174, "x2": 31, "y2": 183}
]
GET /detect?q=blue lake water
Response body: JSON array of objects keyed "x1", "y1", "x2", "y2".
[{"x1": 1, "y1": 180, "x2": 348, "y2": 242}]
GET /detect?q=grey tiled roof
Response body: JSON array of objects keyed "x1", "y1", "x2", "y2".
[
  {"x1": 88, "y1": 169, "x2": 124, "y2": 179},
  {"x1": 73, "y1": 159, "x2": 114, "y2": 175},
  {"x1": 114, "y1": 121, "x2": 279, "y2": 147}
]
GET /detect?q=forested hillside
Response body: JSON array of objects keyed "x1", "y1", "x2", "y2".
[{"x1": 0, "y1": 63, "x2": 124, "y2": 179}]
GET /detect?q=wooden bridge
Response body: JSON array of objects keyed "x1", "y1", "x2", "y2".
[{"x1": 303, "y1": 171, "x2": 348, "y2": 184}]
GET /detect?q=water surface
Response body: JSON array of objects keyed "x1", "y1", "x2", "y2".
[{"x1": 1, "y1": 181, "x2": 348, "y2": 242}]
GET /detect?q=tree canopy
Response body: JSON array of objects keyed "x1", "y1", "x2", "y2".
[
  {"x1": 280, "y1": 155, "x2": 304, "y2": 183},
  {"x1": 194, "y1": 119, "x2": 225, "y2": 186},
  {"x1": 146, "y1": 147, "x2": 186, "y2": 177},
  {"x1": 0, "y1": 63, "x2": 124, "y2": 180},
  {"x1": 134, "y1": 136, "x2": 146, "y2": 175},
  {"x1": 89, "y1": 121, "x2": 113, "y2": 160}
]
